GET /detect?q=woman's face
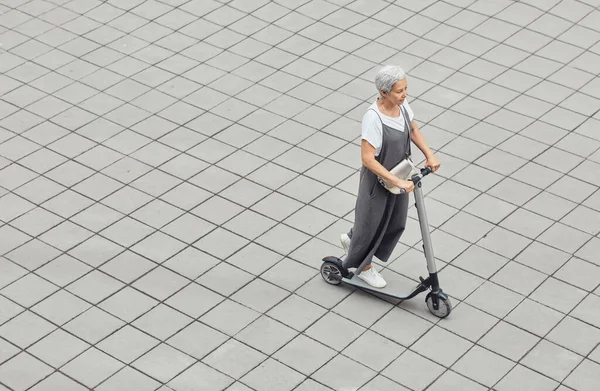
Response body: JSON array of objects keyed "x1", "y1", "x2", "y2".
[{"x1": 382, "y1": 79, "x2": 408, "y2": 105}]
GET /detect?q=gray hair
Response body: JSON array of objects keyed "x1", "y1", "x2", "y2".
[{"x1": 375, "y1": 65, "x2": 406, "y2": 93}]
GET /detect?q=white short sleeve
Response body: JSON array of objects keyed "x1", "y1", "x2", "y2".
[{"x1": 361, "y1": 110, "x2": 383, "y2": 155}]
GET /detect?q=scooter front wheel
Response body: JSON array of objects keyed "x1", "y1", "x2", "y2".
[
  {"x1": 320, "y1": 262, "x2": 343, "y2": 285},
  {"x1": 426, "y1": 294, "x2": 452, "y2": 318}
]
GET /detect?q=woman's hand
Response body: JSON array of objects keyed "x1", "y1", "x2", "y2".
[
  {"x1": 394, "y1": 178, "x2": 415, "y2": 193},
  {"x1": 425, "y1": 155, "x2": 441, "y2": 172}
]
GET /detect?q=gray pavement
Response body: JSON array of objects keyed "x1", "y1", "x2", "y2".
[{"x1": 0, "y1": 0, "x2": 600, "y2": 390}]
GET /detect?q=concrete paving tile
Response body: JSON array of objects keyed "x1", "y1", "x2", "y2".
[
  {"x1": 492, "y1": 261, "x2": 547, "y2": 296},
  {"x1": 99, "y1": 286, "x2": 158, "y2": 323},
  {"x1": 564, "y1": 359, "x2": 600, "y2": 391},
  {"x1": 313, "y1": 354, "x2": 376, "y2": 391},
  {"x1": 465, "y1": 281, "x2": 523, "y2": 319},
  {"x1": 494, "y1": 364, "x2": 558, "y2": 391},
  {"x1": 194, "y1": 227, "x2": 250, "y2": 260},
  {"x1": 530, "y1": 277, "x2": 587, "y2": 314},
  {"x1": 132, "y1": 266, "x2": 188, "y2": 301},
  {"x1": 1, "y1": 273, "x2": 58, "y2": 308},
  {"x1": 505, "y1": 299, "x2": 563, "y2": 337},
  {"x1": 261, "y1": 257, "x2": 316, "y2": 291},
  {"x1": 230, "y1": 279, "x2": 290, "y2": 313},
  {"x1": 305, "y1": 311, "x2": 365, "y2": 351},
  {"x1": 453, "y1": 346, "x2": 514, "y2": 388},
  {"x1": 166, "y1": 321, "x2": 228, "y2": 360},
  {"x1": 571, "y1": 294, "x2": 600, "y2": 329},
  {"x1": 4, "y1": 237, "x2": 60, "y2": 270},
  {"x1": 521, "y1": 340, "x2": 582, "y2": 382},
  {"x1": 499, "y1": 207, "x2": 554, "y2": 240},
  {"x1": 63, "y1": 307, "x2": 124, "y2": 345},
  {"x1": 219, "y1": 178, "x2": 272, "y2": 208},
  {"x1": 132, "y1": 304, "x2": 193, "y2": 341},
  {"x1": 0, "y1": 352, "x2": 53, "y2": 391},
  {"x1": 344, "y1": 329, "x2": 404, "y2": 371},
  {"x1": 555, "y1": 257, "x2": 600, "y2": 292},
  {"x1": 267, "y1": 293, "x2": 327, "y2": 332},
  {"x1": 0, "y1": 310, "x2": 56, "y2": 349},
  {"x1": 235, "y1": 315, "x2": 297, "y2": 355},
  {"x1": 359, "y1": 375, "x2": 410, "y2": 391},
  {"x1": 97, "y1": 325, "x2": 159, "y2": 364},
  {"x1": 477, "y1": 227, "x2": 532, "y2": 260},
  {"x1": 383, "y1": 349, "x2": 445, "y2": 391},
  {"x1": 166, "y1": 282, "x2": 224, "y2": 319},
  {"x1": 412, "y1": 326, "x2": 473, "y2": 367},
  {"x1": 371, "y1": 307, "x2": 432, "y2": 347},
  {"x1": 66, "y1": 270, "x2": 124, "y2": 304},
  {"x1": 480, "y1": 320, "x2": 540, "y2": 362},
  {"x1": 575, "y1": 237, "x2": 600, "y2": 267},
  {"x1": 168, "y1": 362, "x2": 234, "y2": 391},
  {"x1": 203, "y1": 339, "x2": 266, "y2": 379},
  {"x1": 0, "y1": 258, "x2": 27, "y2": 290},
  {"x1": 437, "y1": 264, "x2": 485, "y2": 301},
  {"x1": 96, "y1": 367, "x2": 161, "y2": 391},
  {"x1": 547, "y1": 315, "x2": 600, "y2": 357},
  {"x1": 27, "y1": 328, "x2": 89, "y2": 368},
  {"x1": 294, "y1": 379, "x2": 332, "y2": 391},
  {"x1": 30, "y1": 290, "x2": 90, "y2": 326},
  {"x1": 36, "y1": 254, "x2": 91, "y2": 288},
  {"x1": 561, "y1": 205, "x2": 600, "y2": 236},
  {"x1": 132, "y1": 343, "x2": 195, "y2": 383},
  {"x1": 200, "y1": 299, "x2": 260, "y2": 337},
  {"x1": 0, "y1": 340, "x2": 20, "y2": 370},
  {"x1": 333, "y1": 289, "x2": 394, "y2": 328},
  {"x1": 28, "y1": 372, "x2": 87, "y2": 391},
  {"x1": 440, "y1": 211, "x2": 494, "y2": 243},
  {"x1": 240, "y1": 358, "x2": 304, "y2": 391},
  {"x1": 441, "y1": 303, "x2": 498, "y2": 344},
  {"x1": 451, "y1": 245, "x2": 508, "y2": 279},
  {"x1": 514, "y1": 242, "x2": 568, "y2": 276},
  {"x1": 62, "y1": 347, "x2": 124, "y2": 388},
  {"x1": 429, "y1": 370, "x2": 486, "y2": 391}
]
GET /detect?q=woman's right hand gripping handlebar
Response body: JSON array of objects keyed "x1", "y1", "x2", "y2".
[{"x1": 394, "y1": 178, "x2": 414, "y2": 194}]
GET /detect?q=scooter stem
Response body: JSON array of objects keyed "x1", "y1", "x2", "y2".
[{"x1": 413, "y1": 181, "x2": 438, "y2": 276}]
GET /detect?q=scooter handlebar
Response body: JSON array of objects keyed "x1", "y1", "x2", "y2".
[{"x1": 399, "y1": 167, "x2": 433, "y2": 194}]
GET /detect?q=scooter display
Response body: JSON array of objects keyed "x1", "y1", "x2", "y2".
[{"x1": 320, "y1": 167, "x2": 452, "y2": 318}]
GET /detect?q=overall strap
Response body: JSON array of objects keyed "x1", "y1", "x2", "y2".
[{"x1": 400, "y1": 104, "x2": 412, "y2": 158}]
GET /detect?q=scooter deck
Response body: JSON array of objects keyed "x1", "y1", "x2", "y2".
[{"x1": 342, "y1": 275, "x2": 423, "y2": 300}]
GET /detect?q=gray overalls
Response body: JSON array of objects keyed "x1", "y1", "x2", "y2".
[{"x1": 342, "y1": 105, "x2": 411, "y2": 274}]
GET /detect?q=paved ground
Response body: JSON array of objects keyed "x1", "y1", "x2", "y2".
[{"x1": 0, "y1": 0, "x2": 600, "y2": 390}]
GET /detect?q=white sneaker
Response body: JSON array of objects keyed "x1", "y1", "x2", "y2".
[
  {"x1": 340, "y1": 233, "x2": 351, "y2": 253},
  {"x1": 357, "y1": 267, "x2": 386, "y2": 288}
]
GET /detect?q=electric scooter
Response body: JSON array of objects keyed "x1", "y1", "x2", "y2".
[{"x1": 320, "y1": 167, "x2": 452, "y2": 318}]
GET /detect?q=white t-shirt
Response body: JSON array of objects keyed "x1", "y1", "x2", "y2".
[{"x1": 362, "y1": 99, "x2": 414, "y2": 156}]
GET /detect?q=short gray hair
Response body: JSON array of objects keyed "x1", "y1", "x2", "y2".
[{"x1": 375, "y1": 65, "x2": 406, "y2": 93}]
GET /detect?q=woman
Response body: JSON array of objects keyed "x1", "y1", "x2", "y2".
[{"x1": 341, "y1": 65, "x2": 440, "y2": 288}]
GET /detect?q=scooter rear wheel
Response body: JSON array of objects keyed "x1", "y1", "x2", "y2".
[
  {"x1": 320, "y1": 262, "x2": 342, "y2": 285},
  {"x1": 426, "y1": 295, "x2": 452, "y2": 318}
]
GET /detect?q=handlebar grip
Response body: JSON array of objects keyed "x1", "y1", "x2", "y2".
[{"x1": 401, "y1": 167, "x2": 433, "y2": 193}]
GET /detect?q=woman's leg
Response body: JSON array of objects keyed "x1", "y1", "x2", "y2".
[{"x1": 374, "y1": 193, "x2": 409, "y2": 262}]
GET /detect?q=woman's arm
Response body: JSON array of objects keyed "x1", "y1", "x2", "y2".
[
  {"x1": 410, "y1": 120, "x2": 441, "y2": 172},
  {"x1": 361, "y1": 140, "x2": 415, "y2": 193}
]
